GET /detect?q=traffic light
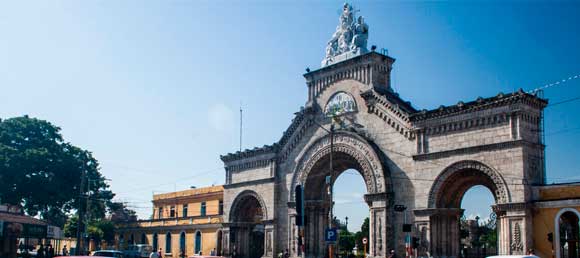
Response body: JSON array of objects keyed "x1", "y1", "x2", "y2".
[
  {"x1": 548, "y1": 232, "x2": 553, "y2": 242},
  {"x1": 411, "y1": 237, "x2": 419, "y2": 249},
  {"x1": 295, "y1": 185, "x2": 304, "y2": 226}
]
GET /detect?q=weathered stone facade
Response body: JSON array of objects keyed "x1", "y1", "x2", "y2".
[{"x1": 219, "y1": 50, "x2": 547, "y2": 258}]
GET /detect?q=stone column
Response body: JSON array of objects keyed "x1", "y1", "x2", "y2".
[
  {"x1": 426, "y1": 208, "x2": 462, "y2": 258},
  {"x1": 263, "y1": 223, "x2": 275, "y2": 258},
  {"x1": 413, "y1": 210, "x2": 433, "y2": 258},
  {"x1": 493, "y1": 203, "x2": 532, "y2": 256},
  {"x1": 365, "y1": 192, "x2": 394, "y2": 258},
  {"x1": 304, "y1": 201, "x2": 327, "y2": 258},
  {"x1": 222, "y1": 227, "x2": 231, "y2": 257},
  {"x1": 287, "y1": 212, "x2": 299, "y2": 258}
]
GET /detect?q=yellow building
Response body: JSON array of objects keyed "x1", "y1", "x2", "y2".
[
  {"x1": 533, "y1": 182, "x2": 580, "y2": 258},
  {"x1": 116, "y1": 186, "x2": 225, "y2": 258}
]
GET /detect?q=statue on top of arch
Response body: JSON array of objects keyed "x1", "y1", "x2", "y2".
[{"x1": 321, "y1": 3, "x2": 369, "y2": 67}]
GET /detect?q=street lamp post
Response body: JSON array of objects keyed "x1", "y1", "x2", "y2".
[
  {"x1": 328, "y1": 123, "x2": 335, "y2": 258},
  {"x1": 309, "y1": 112, "x2": 363, "y2": 258},
  {"x1": 309, "y1": 117, "x2": 336, "y2": 258}
]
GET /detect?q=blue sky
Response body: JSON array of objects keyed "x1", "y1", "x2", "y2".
[{"x1": 1, "y1": 1, "x2": 579, "y2": 232}]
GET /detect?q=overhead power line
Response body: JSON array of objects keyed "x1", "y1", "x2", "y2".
[{"x1": 528, "y1": 74, "x2": 580, "y2": 94}]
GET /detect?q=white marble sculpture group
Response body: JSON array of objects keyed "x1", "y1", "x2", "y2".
[{"x1": 321, "y1": 3, "x2": 369, "y2": 67}]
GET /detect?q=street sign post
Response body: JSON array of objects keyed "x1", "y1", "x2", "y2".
[
  {"x1": 362, "y1": 237, "x2": 368, "y2": 255},
  {"x1": 325, "y1": 228, "x2": 337, "y2": 243}
]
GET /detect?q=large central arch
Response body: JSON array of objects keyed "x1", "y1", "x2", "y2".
[{"x1": 289, "y1": 131, "x2": 393, "y2": 257}]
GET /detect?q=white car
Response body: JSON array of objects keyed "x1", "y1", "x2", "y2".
[
  {"x1": 486, "y1": 256, "x2": 540, "y2": 258},
  {"x1": 92, "y1": 250, "x2": 125, "y2": 258}
]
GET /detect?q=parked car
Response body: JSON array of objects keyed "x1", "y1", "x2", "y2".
[
  {"x1": 55, "y1": 257, "x2": 93, "y2": 258},
  {"x1": 124, "y1": 244, "x2": 153, "y2": 258},
  {"x1": 486, "y1": 256, "x2": 540, "y2": 258},
  {"x1": 92, "y1": 250, "x2": 125, "y2": 258}
]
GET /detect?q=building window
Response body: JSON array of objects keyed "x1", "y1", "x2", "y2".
[
  {"x1": 165, "y1": 232, "x2": 172, "y2": 254},
  {"x1": 195, "y1": 231, "x2": 202, "y2": 254},
  {"x1": 141, "y1": 233, "x2": 147, "y2": 244},
  {"x1": 183, "y1": 204, "x2": 188, "y2": 218},
  {"x1": 152, "y1": 233, "x2": 158, "y2": 250},
  {"x1": 219, "y1": 200, "x2": 224, "y2": 215},
  {"x1": 201, "y1": 202, "x2": 206, "y2": 216},
  {"x1": 170, "y1": 205, "x2": 176, "y2": 218},
  {"x1": 158, "y1": 207, "x2": 163, "y2": 219},
  {"x1": 180, "y1": 232, "x2": 186, "y2": 255}
]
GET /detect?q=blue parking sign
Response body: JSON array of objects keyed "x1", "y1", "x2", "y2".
[{"x1": 325, "y1": 228, "x2": 337, "y2": 243}]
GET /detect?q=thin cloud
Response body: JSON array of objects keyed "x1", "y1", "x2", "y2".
[{"x1": 207, "y1": 103, "x2": 235, "y2": 133}]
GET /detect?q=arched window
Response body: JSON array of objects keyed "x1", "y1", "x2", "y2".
[
  {"x1": 141, "y1": 233, "x2": 147, "y2": 244},
  {"x1": 129, "y1": 233, "x2": 135, "y2": 245},
  {"x1": 195, "y1": 231, "x2": 202, "y2": 254},
  {"x1": 180, "y1": 232, "x2": 186, "y2": 256},
  {"x1": 165, "y1": 232, "x2": 172, "y2": 254},
  {"x1": 555, "y1": 208, "x2": 580, "y2": 258},
  {"x1": 152, "y1": 233, "x2": 158, "y2": 251}
]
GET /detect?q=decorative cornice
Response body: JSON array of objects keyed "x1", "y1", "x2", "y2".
[
  {"x1": 364, "y1": 192, "x2": 394, "y2": 206},
  {"x1": 492, "y1": 202, "x2": 530, "y2": 213},
  {"x1": 410, "y1": 90, "x2": 547, "y2": 122},
  {"x1": 224, "y1": 177, "x2": 275, "y2": 189},
  {"x1": 421, "y1": 113, "x2": 510, "y2": 136},
  {"x1": 361, "y1": 89, "x2": 415, "y2": 140},
  {"x1": 225, "y1": 158, "x2": 274, "y2": 173},
  {"x1": 220, "y1": 144, "x2": 277, "y2": 163},
  {"x1": 413, "y1": 140, "x2": 544, "y2": 161},
  {"x1": 277, "y1": 108, "x2": 313, "y2": 163},
  {"x1": 533, "y1": 199, "x2": 580, "y2": 208}
]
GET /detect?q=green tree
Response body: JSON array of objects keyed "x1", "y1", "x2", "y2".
[
  {"x1": 64, "y1": 215, "x2": 116, "y2": 244},
  {"x1": 339, "y1": 229, "x2": 355, "y2": 254},
  {"x1": 0, "y1": 116, "x2": 113, "y2": 226},
  {"x1": 354, "y1": 217, "x2": 370, "y2": 253}
]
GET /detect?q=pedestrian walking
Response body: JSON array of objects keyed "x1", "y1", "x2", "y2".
[
  {"x1": 49, "y1": 244, "x2": 55, "y2": 258},
  {"x1": 44, "y1": 244, "x2": 50, "y2": 258},
  {"x1": 62, "y1": 245, "x2": 69, "y2": 256},
  {"x1": 37, "y1": 244, "x2": 45, "y2": 258}
]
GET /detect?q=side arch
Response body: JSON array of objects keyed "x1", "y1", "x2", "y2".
[
  {"x1": 289, "y1": 131, "x2": 390, "y2": 202},
  {"x1": 229, "y1": 189, "x2": 268, "y2": 222},
  {"x1": 428, "y1": 160, "x2": 511, "y2": 208}
]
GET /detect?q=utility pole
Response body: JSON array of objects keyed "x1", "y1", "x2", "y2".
[
  {"x1": 76, "y1": 169, "x2": 86, "y2": 255},
  {"x1": 328, "y1": 123, "x2": 335, "y2": 258},
  {"x1": 239, "y1": 104, "x2": 243, "y2": 152}
]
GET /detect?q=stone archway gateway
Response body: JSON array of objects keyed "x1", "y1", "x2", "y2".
[
  {"x1": 290, "y1": 132, "x2": 392, "y2": 257},
  {"x1": 220, "y1": 3, "x2": 547, "y2": 258}
]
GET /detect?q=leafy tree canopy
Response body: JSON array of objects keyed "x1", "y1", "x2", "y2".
[
  {"x1": 354, "y1": 217, "x2": 370, "y2": 252},
  {"x1": 0, "y1": 116, "x2": 114, "y2": 226}
]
